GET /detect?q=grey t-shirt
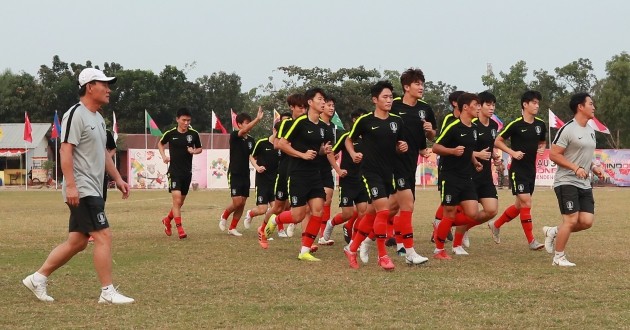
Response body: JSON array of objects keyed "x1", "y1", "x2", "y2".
[
  {"x1": 61, "y1": 102, "x2": 106, "y2": 201},
  {"x1": 552, "y1": 119, "x2": 596, "y2": 189}
]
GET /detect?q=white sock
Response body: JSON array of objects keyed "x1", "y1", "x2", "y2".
[
  {"x1": 300, "y1": 246, "x2": 310, "y2": 254},
  {"x1": 396, "y1": 243, "x2": 404, "y2": 250},
  {"x1": 405, "y1": 247, "x2": 416, "y2": 255},
  {"x1": 32, "y1": 272, "x2": 47, "y2": 284},
  {"x1": 554, "y1": 251, "x2": 565, "y2": 259},
  {"x1": 434, "y1": 248, "x2": 443, "y2": 253},
  {"x1": 102, "y1": 284, "x2": 114, "y2": 292}
]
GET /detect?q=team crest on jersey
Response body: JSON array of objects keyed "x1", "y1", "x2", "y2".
[
  {"x1": 231, "y1": 188, "x2": 236, "y2": 195},
  {"x1": 389, "y1": 122, "x2": 398, "y2": 133},
  {"x1": 186, "y1": 135, "x2": 193, "y2": 143},
  {"x1": 518, "y1": 184, "x2": 524, "y2": 192},
  {"x1": 278, "y1": 150, "x2": 282, "y2": 156},
  {"x1": 419, "y1": 110, "x2": 426, "y2": 120},
  {"x1": 258, "y1": 196, "x2": 263, "y2": 203},
  {"x1": 291, "y1": 196, "x2": 298, "y2": 205},
  {"x1": 397, "y1": 178, "x2": 406, "y2": 187},
  {"x1": 320, "y1": 128, "x2": 325, "y2": 138},
  {"x1": 172, "y1": 182, "x2": 177, "y2": 189},
  {"x1": 445, "y1": 195, "x2": 452, "y2": 203},
  {"x1": 342, "y1": 197, "x2": 349, "y2": 205},
  {"x1": 566, "y1": 201, "x2": 574, "y2": 211},
  {"x1": 535, "y1": 126, "x2": 542, "y2": 135},
  {"x1": 97, "y1": 212, "x2": 107, "y2": 225},
  {"x1": 491, "y1": 129, "x2": 497, "y2": 139},
  {"x1": 371, "y1": 187, "x2": 379, "y2": 197},
  {"x1": 277, "y1": 191, "x2": 284, "y2": 198},
  {"x1": 248, "y1": 141, "x2": 253, "y2": 150}
]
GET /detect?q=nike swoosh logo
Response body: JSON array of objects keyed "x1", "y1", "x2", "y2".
[
  {"x1": 460, "y1": 134, "x2": 467, "y2": 137},
  {"x1": 353, "y1": 143, "x2": 358, "y2": 145},
  {"x1": 521, "y1": 129, "x2": 527, "y2": 132},
  {"x1": 371, "y1": 126, "x2": 379, "y2": 130},
  {"x1": 173, "y1": 138, "x2": 178, "y2": 140},
  {"x1": 89, "y1": 126, "x2": 95, "y2": 130},
  {"x1": 399, "y1": 112, "x2": 406, "y2": 115},
  {"x1": 308, "y1": 131, "x2": 314, "y2": 133},
  {"x1": 578, "y1": 137, "x2": 583, "y2": 139},
  {"x1": 478, "y1": 133, "x2": 484, "y2": 136},
  {"x1": 265, "y1": 148, "x2": 271, "y2": 151}
]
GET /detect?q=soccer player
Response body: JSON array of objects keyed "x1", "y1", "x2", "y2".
[
  {"x1": 219, "y1": 107, "x2": 264, "y2": 236},
  {"x1": 450, "y1": 91, "x2": 499, "y2": 255},
  {"x1": 388, "y1": 68, "x2": 435, "y2": 261},
  {"x1": 257, "y1": 95, "x2": 307, "y2": 248},
  {"x1": 22, "y1": 68, "x2": 133, "y2": 304},
  {"x1": 264, "y1": 88, "x2": 331, "y2": 261},
  {"x1": 158, "y1": 108, "x2": 203, "y2": 239},
  {"x1": 432, "y1": 92, "x2": 483, "y2": 259},
  {"x1": 543, "y1": 92, "x2": 604, "y2": 266},
  {"x1": 322, "y1": 109, "x2": 368, "y2": 244},
  {"x1": 343, "y1": 81, "x2": 411, "y2": 270},
  {"x1": 488, "y1": 90, "x2": 546, "y2": 250}
]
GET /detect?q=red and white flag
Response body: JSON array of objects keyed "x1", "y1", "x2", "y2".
[
  {"x1": 588, "y1": 116, "x2": 610, "y2": 134},
  {"x1": 24, "y1": 112, "x2": 33, "y2": 143},
  {"x1": 212, "y1": 111, "x2": 227, "y2": 133},
  {"x1": 230, "y1": 109, "x2": 238, "y2": 131},
  {"x1": 112, "y1": 111, "x2": 119, "y2": 142},
  {"x1": 548, "y1": 109, "x2": 565, "y2": 129}
]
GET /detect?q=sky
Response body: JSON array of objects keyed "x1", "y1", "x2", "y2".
[{"x1": 1, "y1": 0, "x2": 629, "y2": 94}]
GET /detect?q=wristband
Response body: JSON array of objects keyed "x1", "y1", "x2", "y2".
[{"x1": 575, "y1": 166, "x2": 584, "y2": 174}]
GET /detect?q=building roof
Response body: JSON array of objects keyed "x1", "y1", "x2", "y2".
[{"x1": 0, "y1": 123, "x2": 52, "y2": 149}]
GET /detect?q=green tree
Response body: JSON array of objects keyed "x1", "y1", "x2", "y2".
[
  {"x1": 595, "y1": 52, "x2": 630, "y2": 148},
  {"x1": 482, "y1": 60, "x2": 529, "y2": 121}
]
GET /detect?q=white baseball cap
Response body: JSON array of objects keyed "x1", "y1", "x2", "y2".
[{"x1": 78, "y1": 68, "x2": 117, "y2": 88}]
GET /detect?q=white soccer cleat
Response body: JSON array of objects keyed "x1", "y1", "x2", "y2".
[
  {"x1": 322, "y1": 220, "x2": 334, "y2": 242},
  {"x1": 277, "y1": 229, "x2": 288, "y2": 238},
  {"x1": 487, "y1": 220, "x2": 500, "y2": 244},
  {"x1": 219, "y1": 217, "x2": 227, "y2": 231},
  {"x1": 359, "y1": 239, "x2": 372, "y2": 264},
  {"x1": 286, "y1": 223, "x2": 295, "y2": 237},
  {"x1": 227, "y1": 228, "x2": 243, "y2": 237},
  {"x1": 317, "y1": 237, "x2": 335, "y2": 246},
  {"x1": 452, "y1": 246, "x2": 469, "y2": 256},
  {"x1": 529, "y1": 239, "x2": 544, "y2": 250},
  {"x1": 543, "y1": 226, "x2": 557, "y2": 254},
  {"x1": 22, "y1": 274, "x2": 54, "y2": 302},
  {"x1": 405, "y1": 251, "x2": 429, "y2": 265},
  {"x1": 243, "y1": 211, "x2": 253, "y2": 229},
  {"x1": 463, "y1": 231, "x2": 470, "y2": 248},
  {"x1": 552, "y1": 254, "x2": 576, "y2": 267},
  {"x1": 98, "y1": 286, "x2": 135, "y2": 305}
]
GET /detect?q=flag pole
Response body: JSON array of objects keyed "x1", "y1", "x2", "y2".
[
  {"x1": 144, "y1": 109, "x2": 148, "y2": 190},
  {"x1": 55, "y1": 134, "x2": 58, "y2": 189},
  {"x1": 25, "y1": 142, "x2": 28, "y2": 191}
]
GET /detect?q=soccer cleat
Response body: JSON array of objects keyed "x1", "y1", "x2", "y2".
[
  {"x1": 405, "y1": 251, "x2": 429, "y2": 265},
  {"x1": 98, "y1": 286, "x2": 135, "y2": 304},
  {"x1": 286, "y1": 223, "x2": 295, "y2": 237},
  {"x1": 385, "y1": 237, "x2": 397, "y2": 247},
  {"x1": 543, "y1": 226, "x2": 557, "y2": 254},
  {"x1": 227, "y1": 228, "x2": 243, "y2": 237},
  {"x1": 277, "y1": 229, "x2": 288, "y2": 238},
  {"x1": 529, "y1": 239, "x2": 544, "y2": 250},
  {"x1": 396, "y1": 247, "x2": 406, "y2": 257},
  {"x1": 243, "y1": 211, "x2": 253, "y2": 229},
  {"x1": 176, "y1": 225, "x2": 187, "y2": 239},
  {"x1": 359, "y1": 239, "x2": 371, "y2": 264},
  {"x1": 487, "y1": 220, "x2": 501, "y2": 244},
  {"x1": 22, "y1": 274, "x2": 54, "y2": 302},
  {"x1": 257, "y1": 226, "x2": 268, "y2": 249},
  {"x1": 162, "y1": 218, "x2": 172, "y2": 236},
  {"x1": 377, "y1": 255, "x2": 395, "y2": 270},
  {"x1": 344, "y1": 246, "x2": 359, "y2": 269},
  {"x1": 317, "y1": 237, "x2": 335, "y2": 246},
  {"x1": 342, "y1": 226, "x2": 351, "y2": 244},
  {"x1": 552, "y1": 254, "x2": 576, "y2": 267},
  {"x1": 322, "y1": 220, "x2": 334, "y2": 242},
  {"x1": 264, "y1": 215, "x2": 277, "y2": 238},
  {"x1": 452, "y1": 246, "x2": 469, "y2": 256},
  {"x1": 463, "y1": 231, "x2": 470, "y2": 248},
  {"x1": 297, "y1": 252, "x2": 321, "y2": 262},
  {"x1": 433, "y1": 249, "x2": 452, "y2": 260},
  {"x1": 219, "y1": 217, "x2": 227, "y2": 231},
  {"x1": 310, "y1": 245, "x2": 319, "y2": 253}
]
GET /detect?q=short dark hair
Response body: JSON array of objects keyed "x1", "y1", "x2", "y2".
[
  {"x1": 371, "y1": 80, "x2": 394, "y2": 98},
  {"x1": 521, "y1": 90, "x2": 542, "y2": 109},
  {"x1": 457, "y1": 93, "x2": 480, "y2": 110},
  {"x1": 176, "y1": 107, "x2": 192, "y2": 118},
  {"x1": 280, "y1": 111, "x2": 291, "y2": 118},
  {"x1": 400, "y1": 68, "x2": 426, "y2": 89},
  {"x1": 236, "y1": 112, "x2": 252, "y2": 124},
  {"x1": 569, "y1": 92, "x2": 591, "y2": 114},
  {"x1": 287, "y1": 93, "x2": 307, "y2": 107},
  {"x1": 325, "y1": 95, "x2": 336, "y2": 104},
  {"x1": 351, "y1": 108, "x2": 368, "y2": 120},
  {"x1": 448, "y1": 91, "x2": 466, "y2": 106},
  {"x1": 478, "y1": 91, "x2": 496, "y2": 105},
  {"x1": 305, "y1": 87, "x2": 327, "y2": 101},
  {"x1": 78, "y1": 81, "x2": 95, "y2": 97}
]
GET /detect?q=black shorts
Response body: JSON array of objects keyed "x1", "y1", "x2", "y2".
[
  {"x1": 68, "y1": 196, "x2": 109, "y2": 235},
  {"x1": 229, "y1": 172, "x2": 250, "y2": 197},
  {"x1": 554, "y1": 185, "x2": 595, "y2": 215},
  {"x1": 338, "y1": 177, "x2": 370, "y2": 207},
  {"x1": 168, "y1": 173, "x2": 192, "y2": 195},
  {"x1": 441, "y1": 175, "x2": 477, "y2": 206},
  {"x1": 321, "y1": 168, "x2": 334, "y2": 189},
  {"x1": 362, "y1": 170, "x2": 394, "y2": 201},
  {"x1": 288, "y1": 175, "x2": 325, "y2": 207},
  {"x1": 509, "y1": 170, "x2": 535, "y2": 195},
  {"x1": 255, "y1": 175, "x2": 275, "y2": 205},
  {"x1": 474, "y1": 177, "x2": 498, "y2": 199},
  {"x1": 274, "y1": 167, "x2": 289, "y2": 201}
]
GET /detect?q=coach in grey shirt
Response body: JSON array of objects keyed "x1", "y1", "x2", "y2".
[{"x1": 22, "y1": 68, "x2": 135, "y2": 304}]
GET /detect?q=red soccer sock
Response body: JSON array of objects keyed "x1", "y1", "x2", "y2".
[
  {"x1": 435, "y1": 217, "x2": 454, "y2": 250},
  {"x1": 494, "y1": 205, "x2": 520, "y2": 228},
  {"x1": 229, "y1": 218, "x2": 240, "y2": 230},
  {"x1": 388, "y1": 215, "x2": 396, "y2": 239},
  {"x1": 434, "y1": 204, "x2": 444, "y2": 220},
  {"x1": 349, "y1": 213, "x2": 375, "y2": 252},
  {"x1": 453, "y1": 231, "x2": 464, "y2": 247},
  {"x1": 277, "y1": 222, "x2": 285, "y2": 230},
  {"x1": 520, "y1": 207, "x2": 534, "y2": 243},
  {"x1": 221, "y1": 209, "x2": 231, "y2": 220},
  {"x1": 374, "y1": 210, "x2": 389, "y2": 257},
  {"x1": 319, "y1": 205, "x2": 331, "y2": 236},
  {"x1": 276, "y1": 210, "x2": 294, "y2": 224},
  {"x1": 343, "y1": 212, "x2": 357, "y2": 235},
  {"x1": 397, "y1": 211, "x2": 414, "y2": 248},
  {"x1": 332, "y1": 213, "x2": 344, "y2": 226},
  {"x1": 301, "y1": 215, "x2": 321, "y2": 249},
  {"x1": 167, "y1": 209, "x2": 174, "y2": 220},
  {"x1": 454, "y1": 212, "x2": 478, "y2": 226},
  {"x1": 174, "y1": 216, "x2": 183, "y2": 226}
]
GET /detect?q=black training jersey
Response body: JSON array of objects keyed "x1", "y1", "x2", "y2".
[
  {"x1": 438, "y1": 112, "x2": 458, "y2": 135},
  {"x1": 283, "y1": 114, "x2": 327, "y2": 176},
  {"x1": 318, "y1": 121, "x2": 337, "y2": 171},
  {"x1": 228, "y1": 130, "x2": 255, "y2": 175},
  {"x1": 499, "y1": 116, "x2": 546, "y2": 175},
  {"x1": 391, "y1": 98, "x2": 437, "y2": 176},
  {"x1": 252, "y1": 137, "x2": 279, "y2": 180},
  {"x1": 160, "y1": 127, "x2": 202, "y2": 175},
  {"x1": 435, "y1": 119, "x2": 478, "y2": 179},
  {"x1": 472, "y1": 118, "x2": 499, "y2": 181},
  {"x1": 349, "y1": 112, "x2": 404, "y2": 174},
  {"x1": 333, "y1": 132, "x2": 362, "y2": 179}
]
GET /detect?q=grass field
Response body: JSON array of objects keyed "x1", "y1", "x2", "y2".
[{"x1": 1, "y1": 187, "x2": 629, "y2": 329}]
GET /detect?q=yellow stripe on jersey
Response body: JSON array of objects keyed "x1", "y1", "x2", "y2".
[
  {"x1": 499, "y1": 117, "x2": 524, "y2": 137},
  {"x1": 333, "y1": 132, "x2": 350, "y2": 151},
  {"x1": 435, "y1": 119, "x2": 461, "y2": 144},
  {"x1": 440, "y1": 113, "x2": 454, "y2": 131},
  {"x1": 277, "y1": 119, "x2": 292, "y2": 138},
  {"x1": 283, "y1": 115, "x2": 308, "y2": 140},
  {"x1": 349, "y1": 113, "x2": 372, "y2": 139},
  {"x1": 160, "y1": 127, "x2": 177, "y2": 142},
  {"x1": 252, "y1": 138, "x2": 267, "y2": 155}
]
